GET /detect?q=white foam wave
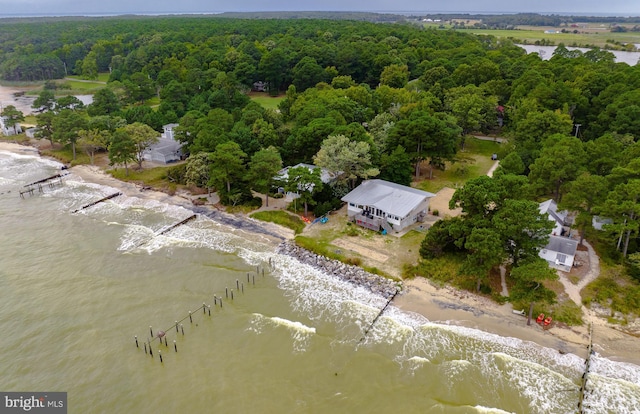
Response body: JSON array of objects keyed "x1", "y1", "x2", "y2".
[
  {"x1": 487, "y1": 352, "x2": 577, "y2": 414},
  {"x1": 249, "y1": 313, "x2": 315, "y2": 353},
  {"x1": 407, "y1": 356, "x2": 430, "y2": 364},
  {"x1": 473, "y1": 406, "x2": 515, "y2": 414},
  {"x1": 589, "y1": 353, "x2": 640, "y2": 385},
  {"x1": 584, "y1": 371, "x2": 640, "y2": 414}
]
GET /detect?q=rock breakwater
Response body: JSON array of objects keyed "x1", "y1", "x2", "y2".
[{"x1": 276, "y1": 241, "x2": 400, "y2": 299}]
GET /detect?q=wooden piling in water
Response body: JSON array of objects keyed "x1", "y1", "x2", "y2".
[
  {"x1": 24, "y1": 173, "x2": 65, "y2": 187},
  {"x1": 156, "y1": 214, "x2": 197, "y2": 236},
  {"x1": 72, "y1": 192, "x2": 121, "y2": 213},
  {"x1": 359, "y1": 290, "x2": 400, "y2": 343},
  {"x1": 577, "y1": 324, "x2": 594, "y2": 413}
]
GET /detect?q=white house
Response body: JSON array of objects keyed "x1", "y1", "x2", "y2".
[
  {"x1": 538, "y1": 199, "x2": 577, "y2": 271},
  {"x1": 341, "y1": 179, "x2": 435, "y2": 232},
  {"x1": 0, "y1": 116, "x2": 22, "y2": 136},
  {"x1": 275, "y1": 163, "x2": 338, "y2": 200},
  {"x1": 539, "y1": 235, "x2": 578, "y2": 272},
  {"x1": 142, "y1": 123, "x2": 183, "y2": 164}
]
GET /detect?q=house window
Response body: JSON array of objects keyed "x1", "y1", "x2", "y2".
[{"x1": 556, "y1": 253, "x2": 567, "y2": 264}]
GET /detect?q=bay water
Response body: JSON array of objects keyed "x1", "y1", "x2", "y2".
[{"x1": 1, "y1": 148, "x2": 639, "y2": 413}]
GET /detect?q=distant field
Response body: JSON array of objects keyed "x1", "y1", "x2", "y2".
[
  {"x1": 420, "y1": 21, "x2": 639, "y2": 48},
  {"x1": 459, "y1": 27, "x2": 639, "y2": 48},
  {"x1": 249, "y1": 92, "x2": 284, "y2": 110}
]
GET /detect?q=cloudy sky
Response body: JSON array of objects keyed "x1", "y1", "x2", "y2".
[{"x1": 0, "y1": 0, "x2": 638, "y2": 15}]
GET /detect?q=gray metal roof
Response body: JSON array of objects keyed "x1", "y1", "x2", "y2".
[
  {"x1": 539, "y1": 199, "x2": 569, "y2": 225},
  {"x1": 545, "y1": 235, "x2": 578, "y2": 256},
  {"x1": 341, "y1": 179, "x2": 435, "y2": 218},
  {"x1": 277, "y1": 163, "x2": 337, "y2": 184}
]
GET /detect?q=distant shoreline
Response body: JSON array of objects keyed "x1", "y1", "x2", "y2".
[{"x1": 0, "y1": 11, "x2": 638, "y2": 19}]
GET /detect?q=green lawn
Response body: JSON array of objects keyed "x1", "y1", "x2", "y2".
[
  {"x1": 415, "y1": 136, "x2": 503, "y2": 193},
  {"x1": 249, "y1": 92, "x2": 284, "y2": 110}
]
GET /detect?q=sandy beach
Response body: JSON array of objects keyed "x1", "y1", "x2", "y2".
[{"x1": 2, "y1": 140, "x2": 639, "y2": 367}]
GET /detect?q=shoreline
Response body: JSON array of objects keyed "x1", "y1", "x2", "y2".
[{"x1": 2, "y1": 140, "x2": 639, "y2": 367}]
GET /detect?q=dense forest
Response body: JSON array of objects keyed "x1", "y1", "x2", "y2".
[{"x1": 2, "y1": 15, "x2": 640, "y2": 315}]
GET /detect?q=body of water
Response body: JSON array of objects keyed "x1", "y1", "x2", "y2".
[
  {"x1": 1, "y1": 148, "x2": 639, "y2": 413},
  {"x1": 518, "y1": 44, "x2": 640, "y2": 65}
]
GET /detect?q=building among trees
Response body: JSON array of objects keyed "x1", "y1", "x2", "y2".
[{"x1": 342, "y1": 179, "x2": 434, "y2": 233}]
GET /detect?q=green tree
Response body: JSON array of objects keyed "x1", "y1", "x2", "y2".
[
  {"x1": 509, "y1": 258, "x2": 559, "y2": 325},
  {"x1": 285, "y1": 165, "x2": 323, "y2": 217},
  {"x1": 185, "y1": 152, "x2": 212, "y2": 191},
  {"x1": 602, "y1": 179, "x2": 640, "y2": 258},
  {"x1": 493, "y1": 152, "x2": 525, "y2": 177},
  {"x1": 208, "y1": 141, "x2": 247, "y2": 195},
  {"x1": 32, "y1": 90, "x2": 56, "y2": 113},
  {"x1": 88, "y1": 88, "x2": 121, "y2": 116},
  {"x1": 81, "y1": 51, "x2": 99, "y2": 79},
  {"x1": 248, "y1": 146, "x2": 283, "y2": 207},
  {"x1": 34, "y1": 111, "x2": 55, "y2": 146},
  {"x1": 445, "y1": 85, "x2": 498, "y2": 138},
  {"x1": 52, "y1": 109, "x2": 87, "y2": 160},
  {"x1": 493, "y1": 199, "x2": 554, "y2": 266},
  {"x1": 528, "y1": 136, "x2": 586, "y2": 201},
  {"x1": 513, "y1": 109, "x2": 573, "y2": 169},
  {"x1": 119, "y1": 122, "x2": 159, "y2": 169},
  {"x1": 462, "y1": 227, "x2": 506, "y2": 292},
  {"x1": 560, "y1": 172, "x2": 609, "y2": 244},
  {"x1": 292, "y1": 57, "x2": 325, "y2": 91},
  {"x1": 55, "y1": 96, "x2": 84, "y2": 111},
  {"x1": 380, "y1": 64, "x2": 409, "y2": 88},
  {"x1": 313, "y1": 134, "x2": 379, "y2": 190},
  {"x1": 0, "y1": 105, "x2": 24, "y2": 134},
  {"x1": 77, "y1": 128, "x2": 110, "y2": 165},
  {"x1": 108, "y1": 129, "x2": 136, "y2": 176},
  {"x1": 388, "y1": 111, "x2": 460, "y2": 179},
  {"x1": 379, "y1": 145, "x2": 413, "y2": 186}
]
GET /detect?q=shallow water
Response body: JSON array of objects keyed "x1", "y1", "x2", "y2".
[{"x1": 0, "y1": 149, "x2": 638, "y2": 413}]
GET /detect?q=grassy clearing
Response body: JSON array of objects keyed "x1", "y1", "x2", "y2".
[
  {"x1": 249, "y1": 92, "x2": 284, "y2": 110},
  {"x1": 0, "y1": 133, "x2": 31, "y2": 144},
  {"x1": 250, "y1": 210, "x2": 306, "y2": 234},
  {"x1": 40, "y1": 147, "x2": 90, "y2": 166},
  {"x1": 415, "y1": 136, "x2": 502, "y2": 193},
  {"x1": 582, "y1": 264, "x2": 640, "y2": 317},
  {"x1": 108, "y1": 165, "x2": 179, "y2": 193},
  {"x1": 295, "y1": 234, "x2": 391, "y2": 278}
]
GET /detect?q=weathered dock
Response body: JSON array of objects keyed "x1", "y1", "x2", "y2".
[
  {"x1": 72, "y1": 192, "x2": 122, "y2": 213},
  {"x1": 156, "y1": 214, "x2": 197, "y2": 236},
  {"x1": 24, "y1": 173, "x2": 66, "y2": 187},
  {"x1": 20, "y1": 173, "x2": 67, "y2": 198}
]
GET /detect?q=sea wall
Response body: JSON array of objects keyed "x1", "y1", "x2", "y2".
[{"x1": 276, "y1": 241, "x2": 400, "y2": 299}]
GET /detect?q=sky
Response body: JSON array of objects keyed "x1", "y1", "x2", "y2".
[{"x1": 0, "y1": 0, "x2": 639, "y2": 16}]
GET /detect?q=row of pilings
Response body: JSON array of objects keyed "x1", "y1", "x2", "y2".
[{"x1": 135, "y1": 264, "x2": 268, "y2": 364}]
